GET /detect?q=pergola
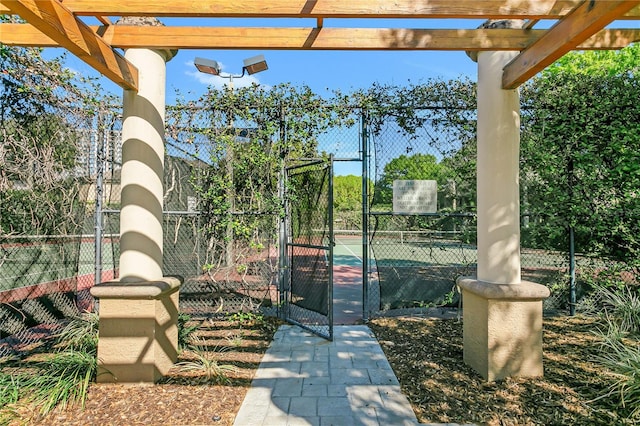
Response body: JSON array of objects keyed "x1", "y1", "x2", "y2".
[
  {"x1": 2, "y1": 1, "x2": 640, "y2": 90},
  {"x1": 2, "y1": 0, "x2": 640, "y2": 383}
]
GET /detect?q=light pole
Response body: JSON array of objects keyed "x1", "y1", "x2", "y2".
[{"x1": 194, "y1": 55, "x2": 269, "y2": 268}]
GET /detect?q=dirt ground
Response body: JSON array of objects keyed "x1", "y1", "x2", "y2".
[{"x1": 10, "y1": 314, "x2": 634, "y2": 425}]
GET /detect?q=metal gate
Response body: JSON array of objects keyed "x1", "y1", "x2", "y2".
[{"x1": 283, "y1": 157, "x2": 334, "y2": 340}]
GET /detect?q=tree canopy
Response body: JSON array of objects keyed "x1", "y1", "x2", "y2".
[{"x1": 521, "y1": 44, "x2": 640, "y2": 261}]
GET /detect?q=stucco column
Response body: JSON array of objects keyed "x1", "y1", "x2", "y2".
[
  {"x1": 459, "y1": 20, "x2": 549, "y2": 382},
  {"x1": 119, "y1": 47, "x2": 172, "y2": 282},
  {"x1": 476, "y1": 49, "x2": 521, "y2": 284}
]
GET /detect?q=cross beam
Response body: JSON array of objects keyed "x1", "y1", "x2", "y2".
[
  {"x1": 2, "y1": 0, "x2": 138, "y2": 91},
  {"x1": 22, "y1": 0, "x2": 640, "y2": 19},
  {"x1": 503, "y1": 0, "x2": 640, "y2": 89},
  {"x1": 3, "y1": 24, "x2": 639, "y2": 52}
]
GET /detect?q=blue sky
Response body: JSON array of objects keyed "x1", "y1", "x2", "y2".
[
  {"x1": 46, "y1": 17, "x2": 490, "y2": 102},
  {"x1": 42, "y1": 16, "x2": 639, "y2": 102}
]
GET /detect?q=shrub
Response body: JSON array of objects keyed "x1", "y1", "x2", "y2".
[{"x1": 593, "y1": 283, "x2": 640, "y2": 421}]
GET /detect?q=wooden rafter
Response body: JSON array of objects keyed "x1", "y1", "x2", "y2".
[
  {"x1": 502, "y1": 0, "x2": 640, "y2": 89},
  {"x1": 95, "y1": 16, "x2": 112, "y2": 26},
  {"x1": 1, "y1": 0, "x2": 138, "y2": 91},
  {"x1": 34, "y1": 0, "x2": 640, "y2": 19},
  {"x1": 3, "y1": 24, "x2": 639, "y2": 52}
]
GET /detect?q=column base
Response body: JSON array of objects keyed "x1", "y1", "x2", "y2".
[
  {"x1": 90, "y1": 276, "x2": 183, "y2": 383},
  {"x1": 456, "y1": 276, "x2": 550, "y2": 381}
]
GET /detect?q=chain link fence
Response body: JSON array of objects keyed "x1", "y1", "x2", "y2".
[
  {"x1": 2, "y1": 79, "x2": 638, "y2": 353},
  {"x1": 1, "y1": 97, "x2": 116, "y2": 353},
  {"x1": 362, "y1": 107, "x2": 638, "y2": 317}
]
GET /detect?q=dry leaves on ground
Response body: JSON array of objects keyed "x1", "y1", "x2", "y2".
[
  {"x1": 17, "y1": 317, "x2": 281, "y2": 426},
  {"x1": 8, "y1": 314, "x2": 633, "y2": 426},
  {"x1": 369, "y1": 315, "x2": 633, "y2": 426}
]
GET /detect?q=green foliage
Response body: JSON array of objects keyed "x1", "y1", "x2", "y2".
[
  {"x1": 0, "y1": 312, "x2": 100, "y2": 420},
  {"x1": 596, "y1": 335, "x2": 640, "y2": 421},
  {"x1": 175, "y1": 340, "x2": 237, "y2": 384},
  {"x1": 0, "y1": 370, "x2": 21, "y2": 409},
  {"x1": 589, "y1": 269, "x2": 640, "y2": 421},
  {"x1": 227, "y1": 310, "x2": 264, "y2": 326},
  {"x1": 54, "y1": 312, "x2": 100, "y2": 353},
  {"x1": 334, "y1": 174, "x2": 370, "y2": 229},
  {"x1": 521, "y1": 46, "x2": 640, "y2": 261},
  {"x1": 0, "y1": 370, "x2": 21, "y2": 424},
  {"x1": 593, "y1": 280, "x2": 640, "y2": 422},
  {"x1": 595, "y1": 284, "x2": 640, "y2": 336},
  {"x1": 544, "y1": 44, "x2": 640, "y2": 78},
  {"x1": 334, "y1": 175, "x2": 363, "y2": 212},
  {"x1": 175, "y1": 83, "x2": 354, "y2": 270},
  {"x1": 178, "y1": 312, "x2": 200, "y2": 350},
  {"x1": 20, "y1": 351, "x2": 97, "y2": 415}
]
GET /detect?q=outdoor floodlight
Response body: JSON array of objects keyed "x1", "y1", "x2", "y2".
[
  {"x1": 242, "y1": 54, "x2": 268, "y2": 75},
  {"x1": 194, "y1": 57, "x2": 221, "y2": 75},
  {"x1": 194, "y1": 55, "x2": 268, "y2": 78}
]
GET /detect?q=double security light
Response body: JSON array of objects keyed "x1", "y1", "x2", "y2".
[{"x1": 194, "y1": 55, "x2": 268, "y2": 77}]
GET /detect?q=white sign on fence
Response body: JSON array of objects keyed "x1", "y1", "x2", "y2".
[{"x1": 392, "y1": 180, "x2": 438, "y2": 213}]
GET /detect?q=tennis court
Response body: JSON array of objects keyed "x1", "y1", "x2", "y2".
[{"x1": 334, "y1": 230, "x2": 567, "y2": 312}]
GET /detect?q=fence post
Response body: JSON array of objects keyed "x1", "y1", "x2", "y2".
[
  {"x1": 278, "y1": 103, "x2": 288, "y2": 319},
  {"x1": 569, "y1": 226, "x2": 576, "y2": 316},
  {"x1": 361, "y1": 110, "x2": 370, "y2": 322},
  {"x1": 94, "y1": 110, "x2": 105, "y2": 291}
]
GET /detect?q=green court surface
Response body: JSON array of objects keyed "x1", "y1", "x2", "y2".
[
  {"x1": 334, "y1": 234, "x2": 478, "y2": 268},
  {"x1": 0, "y1": 239, "x2": 117, "y2": 292}
]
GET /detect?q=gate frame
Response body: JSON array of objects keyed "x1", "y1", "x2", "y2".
[{"x1": 281, "y1": 156, "x2": 334, "y2": 340}]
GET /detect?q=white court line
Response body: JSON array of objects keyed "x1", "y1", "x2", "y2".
[{"x1": 335, "y1": 240, "x2": 362, "y2": 264}]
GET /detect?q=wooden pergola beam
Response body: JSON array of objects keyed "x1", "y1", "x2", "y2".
[
  {"x1": 2, "y1": 0, "x2": 138, "y2": 91},
  {"x1": 94, "y1": 27, "x2": 544, "y2": 51},
  {"x1": 39, "y1": 0, "x2": 640, "y2": 19},
  {"x1": 3, "y1": 24, "x2": 639, "y2": 51},
  {"x1": 502, "y1": 0, "x2": 640, "y2": 89}
]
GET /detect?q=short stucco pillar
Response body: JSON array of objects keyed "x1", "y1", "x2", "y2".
[
  {"x1": 90, "y1": 277, "x2": 182, "y2": 383},
  {"x1": 91, "y1": 18, "x2": 181, "y2": 383},
  {"x1": 461, "y1": 20, "x2": 549, "y2": 381}
]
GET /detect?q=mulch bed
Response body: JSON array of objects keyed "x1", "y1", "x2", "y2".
[
  {"x1": 6, "y1": 317, "x2": 282, "y2": 426},
  {"x1": 4, "y1": 314, "x2": 635, "y2": 425},
  {"x1": 369, "y1": 315, "x2": 635, "y2": 425}
]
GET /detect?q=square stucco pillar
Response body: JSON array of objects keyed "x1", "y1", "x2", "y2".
[
  {"x1": 457, "y1": 277, "x2": 549, "y2": 381},
  {"x1": 90, "y1": 277, "x2": 182, "y2": 383}
]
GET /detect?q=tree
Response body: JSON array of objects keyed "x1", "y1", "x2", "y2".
[
  {"x1": 334, "y1": 175, "x2": 362, "y2": 212},
  {"x1": 333, "y1": 174, "x2": 374, "y2": 230},
  {"x1": 520, "y1": 45, "x2": 640, "y2": 261},
  {"x1": 543, "y1": 44, "x2": 640, "y2": 78},
  {"x1": 1, "y1": 33, "x2": 107, "y2": 237}
]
